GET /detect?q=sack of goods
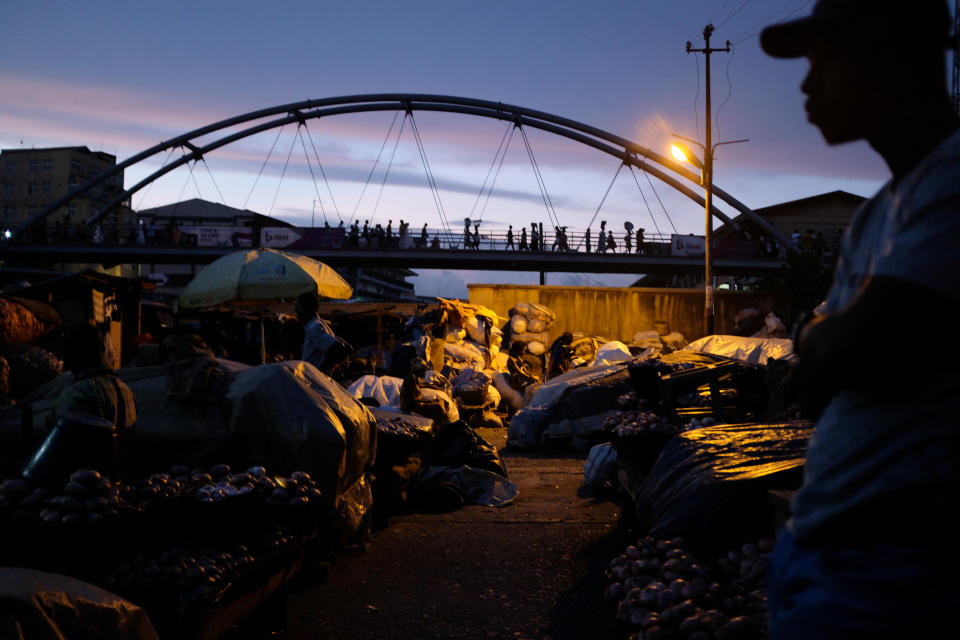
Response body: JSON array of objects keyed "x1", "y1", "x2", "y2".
[{"x1": 507, "y1": 302, "x2": 556, "y2": 357}]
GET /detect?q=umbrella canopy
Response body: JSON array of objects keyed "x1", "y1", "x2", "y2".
[{"x1": 178, "y1": 248, "x2": 353, "y2": 310}]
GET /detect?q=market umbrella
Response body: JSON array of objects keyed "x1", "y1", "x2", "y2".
[{"x1": 178, "y1": 248, "x2": 353, "y2": 362}]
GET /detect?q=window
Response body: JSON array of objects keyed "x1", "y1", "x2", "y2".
[
  {"x1": 42, "y1": 159, "x2": 52, "y2": 172},
  {"x1": 68, "y1": 179, "x2": 77, "y2": 190},
  {"x1": 71, "y1": 159, "x2": 81, "y2": 171},
  {"x1": 3, "y1": 183, "x2": 12, "y2": 196},
  {"x1": 29, "y1": 159, "x2": 38, "y2": 174},
  {"x1": 27, "y1": 183, "x2": 37, "y2": 195},
  {"x1": 5, "y1": 161, "x2": 13, "y2": 175},
  {"x1": 4, "y1": 206, "x2": 13, "y2": 220},
  {"x1": 68, "y1": 204, "x2": 77, "y2": 217},
  {"x1": 42, "y1": 181, "x2": 51, "y2": 194}
]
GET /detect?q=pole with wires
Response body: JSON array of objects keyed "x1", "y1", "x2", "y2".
[{"x1": 687, "y1": 24, "x2": 730, "y2": 337}]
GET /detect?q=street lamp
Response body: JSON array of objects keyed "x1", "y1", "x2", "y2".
[{"x1": 671, "y1": 133, "x2": 748, "y2": 336}]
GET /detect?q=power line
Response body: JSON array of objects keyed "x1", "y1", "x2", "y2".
[
  {"x1": 714, "y1": 0, "x2": 753, "y2": 31},
  {"x1": 733, "y1": 0, "x2": 815, "y2": 44},
  {"x1": 714, "y1": 42, "x2": 737, "y2": 142}
]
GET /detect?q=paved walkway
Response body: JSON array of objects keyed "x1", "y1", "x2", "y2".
[{"x1": 283, "y1": 431, "x2": 627, "y2": 640}]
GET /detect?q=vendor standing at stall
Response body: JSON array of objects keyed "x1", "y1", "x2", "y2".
[{"x1": 760, "y1": 2, "x2": 960, "y2": 637}]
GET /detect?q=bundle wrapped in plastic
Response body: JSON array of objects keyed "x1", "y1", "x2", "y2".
[{"x1": 507, "y1": 301, "x2": 556, "y2": 357}]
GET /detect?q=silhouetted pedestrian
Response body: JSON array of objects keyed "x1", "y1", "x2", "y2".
[{"x1": 505, "y1": 225, "x2": 515, "y2": 250}]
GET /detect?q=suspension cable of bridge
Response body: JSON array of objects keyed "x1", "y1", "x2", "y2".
[
  {"x1": 369, "y1": 112, "x2": 407, "y2": 226},
  {"x1": 302, "y1": 119, "x2": 342, "y2": 223},
  {"x1": 134, "y1": 146, "x2": 176, "y2": 210},
  {"x1": 242, "y1": 124, "x2": 286, "y2": 211},
  {"x1": 200, "y1": 157, "x2": 228, "y2": 206},
  {"x1": 268, "y1": 125, "x2": 300, "y2": 218},
  {"x1": 297, "y1": 124, "x2": 332, "y2": 225},
  {"x1": 469, "y1": 122, "x2": 515, "y2": 222},
  {"x1": 408, "y1": 110, "x2": 453, "y2": 236},
  {"x1": 519, "y1": 124, "x2": 561, "y2": 231},
  {"x1": 577, "y1": 161, "x2": 625, "y2": 251},
  {"x1": 637, "y1": 163, "x2": 678, "y2": 234},
  {"x1": 629, "y1": 164, "x2": 664, "y2": 238},
  {"x1": 346, "y1": 110, "x2": 401, "y2": 228}
]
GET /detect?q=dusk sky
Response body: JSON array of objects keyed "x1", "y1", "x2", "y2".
[{"x1": 1, "y1": 1, "x2": 915, "y2": 296}]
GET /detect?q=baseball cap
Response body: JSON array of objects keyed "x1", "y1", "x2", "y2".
[{"x1": 760, "y1": 0, "x2": 952, "y2": 59}]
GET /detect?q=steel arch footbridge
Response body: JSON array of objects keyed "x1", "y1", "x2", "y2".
[{"x1": 1, "y1": 94, "x2": 788, "y2": 274}]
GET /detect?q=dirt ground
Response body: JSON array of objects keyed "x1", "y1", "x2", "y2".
[{"x1": 281, "y1": 428, "x2": 631, "y2": 640}]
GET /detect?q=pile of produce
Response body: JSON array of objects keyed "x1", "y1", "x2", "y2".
[
  {"x1": 1, "y1": 470, "x2": 138, "y2": 525},
  {"x1": 507, "y1": 301, "x2": 556, "y2": 356},
  {"x1": 607, "y1": 535, "x2": 773, "y2": 639},
  {"x1": 102, "y1": 525, "x2": 299, "y2": 609},
  {"x1": 0, "y1": 463, "x2": 324, "y2": 525}
]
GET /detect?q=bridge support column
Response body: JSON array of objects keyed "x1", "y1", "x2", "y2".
[{"x1": 539, "y1": 271, "x2": 545, "y2": 286}]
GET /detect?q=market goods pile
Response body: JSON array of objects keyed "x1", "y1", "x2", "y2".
[
  {"x1": 607, "y1": 535, "x2": 774, "y2": 639},
  {"x1": 507, "y1": 301, "x2": 555, "y2": 356},
  {"x1": 0, "y1": 463, "x2": 324, "y2": 525}
]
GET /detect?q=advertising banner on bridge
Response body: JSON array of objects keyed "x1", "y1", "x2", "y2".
[
  {"x1": 178, "y1": 226, "x2": 252, "y2": 248},
  {"x1": 264, "y1": 227, "x2": 346, "y2": 249},
  {"x1": 260, "y1": 227, "x2": 303, "y2": 248},
  {"x1": 671, "y1": 234, "x2": 706, "y2": 257}
]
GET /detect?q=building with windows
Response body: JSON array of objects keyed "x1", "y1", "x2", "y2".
[{"x1": 0, "y1": 146, "x2": 130, "y2": 241}]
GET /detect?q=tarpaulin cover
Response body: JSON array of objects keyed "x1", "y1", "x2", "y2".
[
  {"x1": 0, "y1": 567, "x2": 159, "y2": 640},
  {"x1": 633, "y1": 421, "x2": 813, "y2": 551},
  {"x1": 684, "y1": 335, "x2": 795, "y2": 366},
  {"x1": 227, "y1": 361, "x2": 377, "y2": 515},
  {"x1": 347, "y1": 375, "x2": 403, "y2": 408},
  {"x1": 507, "y1": 360, "x2": 634, "y2": 449},
  {"x1": 410, "y1": 420, "x2": 518, "y2": 507},
  {"x1": 591, "y1": 341, "x2": 632, "y2": 367}
]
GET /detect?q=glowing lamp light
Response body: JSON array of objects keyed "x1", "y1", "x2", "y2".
[
  {"x1": 2, "y1": 229, "x2": 11, "y2": 239},
  {"x1": 671, "y1": 144, "x2": 689, "y2": 164}
]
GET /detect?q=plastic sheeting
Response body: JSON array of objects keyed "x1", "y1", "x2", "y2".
[
  {"x1": 410, "y1": 420, "x2": 518, "y2": 507},
  {"x1": 684, "y1": 335, "x2": 795, "y2": 366},
  {"x1": 633, "y1": 421, "x2": 813, "y2": 553},
  {"x1": 507, "y1": 360, "x2": 634, "y2": 448},
  {"x1": 227, "y1": 361, "x2": 377, "y2": 518},
  {"x1": 591, "y1": 341, "x2": 632, "y2": 367},
  {"x1": 347, "y1": 375, "x2": 403, "y2": 408},
  {"x1": 0, "y1": 567, "x2": 159, "y2": 640}
]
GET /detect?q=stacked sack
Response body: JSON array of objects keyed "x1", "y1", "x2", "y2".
[{"x1": 507, "y1": 302, "x2": 556, "y2": 356}]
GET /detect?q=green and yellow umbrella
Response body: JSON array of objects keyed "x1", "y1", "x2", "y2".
[{"x1": 178, "y1": 248, "x2": 352, "y2": 310}]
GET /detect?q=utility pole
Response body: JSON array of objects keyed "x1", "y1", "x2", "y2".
[{"x1": 687, "y1": 24, "x2": 730, "y2": 337}]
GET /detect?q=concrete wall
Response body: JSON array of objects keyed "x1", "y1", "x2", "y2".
[{"x1": 467, "y1": 284, "x2": 790, "y2": 343}]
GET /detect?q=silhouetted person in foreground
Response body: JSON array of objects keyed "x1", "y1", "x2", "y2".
[
  {"x1": 761, "y1": 2, "x2": 960, "y2": 638},
  {"x1": 505, "y1": 225, "x2": 514, "y2": 250}
]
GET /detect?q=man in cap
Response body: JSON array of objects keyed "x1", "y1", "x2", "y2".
[{"x1": 761, "y1": 1, "x2": 960, "y2": 637}]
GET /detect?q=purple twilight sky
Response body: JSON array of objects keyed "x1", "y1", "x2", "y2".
[{"x1": 2, "y1": 0, "x2": 935, "y2": 296}]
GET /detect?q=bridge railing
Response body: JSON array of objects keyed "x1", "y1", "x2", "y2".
[{"x1": 23, "y1": 220, "x2": 796, "y2": 259}]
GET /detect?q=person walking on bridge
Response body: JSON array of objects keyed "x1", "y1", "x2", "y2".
[
  {"x1": 519, "y1": 227, "x2": 528, "y2": 251},
  {"x1": 606, "y1": 230, "x2": 616, "y2": 254},
  {"x1": 585, "y1": 227, "x2": 592, "y2": 253},
  {"x1": 505, "y1": 225, "x2": 515, "y2": 250},
  {"x1": 636, "y1": 228, "x2": 645, "y2": 255}
]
